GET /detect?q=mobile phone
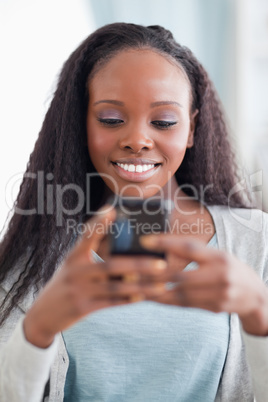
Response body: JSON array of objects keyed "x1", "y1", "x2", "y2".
[{"x1": 108, "y1": 197, "x2": 171, "y2": 258}]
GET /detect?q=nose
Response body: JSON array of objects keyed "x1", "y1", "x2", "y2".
[{"x1": 118, "y1": 125, "x2": 154, "y2": 153}]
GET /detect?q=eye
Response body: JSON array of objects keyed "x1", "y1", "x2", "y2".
[
  {"x1": 151, "y1": 120, "x2": 177, "y2": 129},
  {"x1": 97, "y1": 118, "x2": 124, "y2": 126}
]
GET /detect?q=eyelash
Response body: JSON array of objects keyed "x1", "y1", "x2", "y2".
[
  {"x1": 97, "y1": 118, "x2": 124, "y2": 126},
  {"x1": 97, "y1": 118, "x2": 177, "y2": 130},
  {"x1": 151, "y1": 120, "x2": 177, "y2": 129}
]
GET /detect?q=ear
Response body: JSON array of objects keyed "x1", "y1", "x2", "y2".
[{"x1": 187, "y1": 109, "x2": 199, "y2": 148}]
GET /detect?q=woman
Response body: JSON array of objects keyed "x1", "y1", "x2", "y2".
[{"x1": 1, "y1": 23, "x2": 268, "y2": 402}]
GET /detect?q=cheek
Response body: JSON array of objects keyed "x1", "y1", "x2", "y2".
[
  {"x1": 88, "y1": 133, "x2": 104, "y2": 155},
  {"x1": 162, "y1": 135, "x2": 189, "y2": 167},
  {"x1": 87, "y1": 122, "x2": 115, "y2": 164}
]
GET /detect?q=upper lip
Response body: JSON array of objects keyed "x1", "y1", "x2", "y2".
[{"x1": 112, "y1": 158, "x2": 161, "y2": 165}]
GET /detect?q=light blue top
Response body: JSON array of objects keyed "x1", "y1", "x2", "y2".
[{"x1": 63, "y1": 234, "x2": 230, "y2": 401}]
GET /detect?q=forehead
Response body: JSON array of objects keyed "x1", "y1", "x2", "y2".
[{"x1": 88, "y1": 49, "x2": 191, "y2": 102}]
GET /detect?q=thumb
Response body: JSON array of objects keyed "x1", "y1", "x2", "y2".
[
  {"x1": 68, "y1": 205, "x2": 116, "y2": 264},
  {"x1": 140, "y1": 234, "x2": 217, "y2": 265}
]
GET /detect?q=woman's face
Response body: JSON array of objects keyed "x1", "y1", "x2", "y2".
[{"x1": 87, "y1": 49, "x2": 196, "y2": 198}]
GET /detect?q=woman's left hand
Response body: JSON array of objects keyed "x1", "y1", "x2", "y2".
[{"x1": 140, "y1": 234, "x2": 268, "y2": 336}]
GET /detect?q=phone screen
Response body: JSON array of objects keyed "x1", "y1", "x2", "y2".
[{"x1": 109, "y1": 197, "x2": 171, "y2": 258}]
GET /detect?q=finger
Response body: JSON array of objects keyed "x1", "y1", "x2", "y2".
[
  {"x1": 140, "y1": 234, "x2": 220, "y2": 265},
  {"x1": 73, "y1": 257, "x2": 167, "y2": 283},
  {"x1": 107, "y1": 256, "x2": 167, "y2": 276},
  {"x1": 69, "y1": 205, "x2": 116, "y2": 264},
  {"x1": 176, "y1": 286, "x2": 224, "y2": 308},
  {"x1": 166, "y1": 252, "x2": 193, "y2": 272},
  {"x1": 64, "y1": 256, "x2": 167, "y2": 285},
  {"x1": 165, "y1": 266, "x2": 224, "y2": 288},
  {"x1": 151, "y1": 286, "x2": 225, "y2": 312},
  {"x1": 87, "y1": 281, "x2": 166, "y2": 300}
]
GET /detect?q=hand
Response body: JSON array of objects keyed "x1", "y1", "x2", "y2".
[
  {"x1": 23, "y1": 206, "x2": 167, "y2": 348},
  {"x1": 140, "y1": 234, "x2": 268, "y2": 336}
]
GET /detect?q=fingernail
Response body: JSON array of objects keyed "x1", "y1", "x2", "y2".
[
  {"x1": 123, "y1": 273, "x2": 140, "y2": 283},
  {"x1": 140, "y1": 235, "x2": 159, "y2": 248},
  {"x1": 153, "y1": 283, "x2": 166, "y2": 294},
  {"x1": 129, "y1": 294, "x2": 145, "y2": 303},
  {"x1": 98, "y1": 205, "x2": 111, "y2": 214},
  {"x1": 97, "y1": 205, "x2": 115, "y2": 218},
  {"x1": 165, "y1": 282, "x2": 178, "y2": 290},
  {"x1": 153, "y1": 260, "x2": 167, "y2": 270},
  {"x1": 184, "y1": 240, "x2": 202, "y2": 252}
]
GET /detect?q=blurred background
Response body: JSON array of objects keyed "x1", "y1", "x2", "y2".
[{"x1": 0, "y1": 0, "x2": 268, "y2": 232}]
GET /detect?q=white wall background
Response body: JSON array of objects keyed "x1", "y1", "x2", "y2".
[{"x1": 0, "y1": 0, "x2": 95, "y2": 233}]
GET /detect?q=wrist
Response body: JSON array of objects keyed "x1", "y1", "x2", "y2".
[
  {"x1": 23, "y1": 313, "x2": 55, "y2": 349},
  {"x1": 240, "y1": 289, "x2": 268, "y2": 336}
]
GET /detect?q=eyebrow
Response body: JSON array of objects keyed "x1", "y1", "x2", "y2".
[
  {"x1": 150, "y1": 101, "x2": 182, "y2": 108},
  {"x1": 93, "y1": 100, "x2": 182, "y2": 108},
  {"x1": 93, "y1": 100, "x2": 124, "y2": 106}
]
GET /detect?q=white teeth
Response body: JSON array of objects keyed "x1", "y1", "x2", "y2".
[{"x1": 116, "y1": 163, "x2": 156, "y2": 172}]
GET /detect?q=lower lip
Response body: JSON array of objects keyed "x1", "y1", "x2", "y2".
[{"x1": 111, "y1": 163, "x2": 161, "y2": 182}]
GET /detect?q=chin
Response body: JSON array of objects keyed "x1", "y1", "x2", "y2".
[{"x1": 116, "y1": 188, "x2": 163, "y2": 199}]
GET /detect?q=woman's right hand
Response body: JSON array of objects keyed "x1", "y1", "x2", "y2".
[{"x1": 23, "y1": 206, "x2": 167, "y2": 348}]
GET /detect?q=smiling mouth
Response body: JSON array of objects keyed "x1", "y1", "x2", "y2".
[{"x1": 112, "y1": 162, "x2": 161, "y2": 173}]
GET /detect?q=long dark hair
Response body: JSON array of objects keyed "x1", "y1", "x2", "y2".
[{"x1": 0, "y1": 22, "x2": 250, "y2": 324}]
